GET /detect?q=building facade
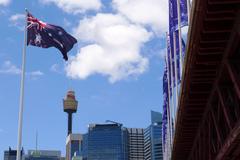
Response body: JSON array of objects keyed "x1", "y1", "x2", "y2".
[
  {"x1": 127, "y1": 128, "x2": 144, "y2": 160},
  {"x1": 66, "y1": 134, "x2": 83, "y2": 160},
  {"x1": 87, "y1": 123, "x2": 128, "y2": 160},
  {"x1": 144, "y1": 111, "x2": 163, "y2": 160},
  {"x1": 24, "y1": 150, "x2": 62, "y2": 160}
]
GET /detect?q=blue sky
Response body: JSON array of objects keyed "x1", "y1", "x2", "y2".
[{"x1": 0, "y1": 0, "x2": 168, "y2": 157}]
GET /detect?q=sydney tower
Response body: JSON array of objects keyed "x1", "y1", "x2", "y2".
[{"x1": 63, "y1": 90, "x2": 78, "y2": 135}]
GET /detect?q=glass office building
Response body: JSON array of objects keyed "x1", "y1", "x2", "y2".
[
  {"x1": 87, "y1": 123, "x2": 128, "y2": 160},
  {"x1": 81, "y1": 134, "x2": 88, "y2": 160},
  {"x1": 144, "y1": 111, "x2": 163, "y2": 160}
]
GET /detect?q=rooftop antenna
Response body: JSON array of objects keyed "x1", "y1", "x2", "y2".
[{"x1": 35, "y1": 131, "x2": 38, "y2": 152}]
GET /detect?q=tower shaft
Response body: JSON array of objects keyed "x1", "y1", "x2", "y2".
[{"x1": 68, "y1": 112, "x2": 73, "y2": 135}]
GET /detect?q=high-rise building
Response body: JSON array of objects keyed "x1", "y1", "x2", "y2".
[
  {"x1": 151, "y1": 111, "x2": 162, "y2": 125},
  {"x1": 24, "y1": 150, "x2": 62, "y2": 160},
  {"x1": 127, "y1": 128, "x2": 144, "y2": 160},
  {"x1": 144, "y1": 111, "x2": 163, "y2": 160},
  {"x1": 4, "y1": 147, "x2": 24, "y2": 160},
  {"x1": 81, "y1": 134, "x2": 88, "y2": 160},
  {"x1": 66, "y1": 134, "x2": 83, "y2": 160},
  {"x1": 87, "y1": 123, "x2": 128, "y2": 160}
]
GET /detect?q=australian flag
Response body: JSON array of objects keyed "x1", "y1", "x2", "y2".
[{"x1": 27, "y1": 12, "x2": 77, "y2": 61}]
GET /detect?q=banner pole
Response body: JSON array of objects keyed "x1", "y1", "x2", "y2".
[
  {"x1": 169, "y1": 35, "x2": 174, "y2": 146},
  {"x1": 165, "y1": 32, "x2": 172, "y2": 151},
  {"x1": 177, "y1": 0, "x2": 183, "y2": 79},
  {"x1": 16, "y1": 8, "x2": 28, "y2": 160},
  {"x1": 173, "y1": 31, "x2": 178, "y2": 127}
]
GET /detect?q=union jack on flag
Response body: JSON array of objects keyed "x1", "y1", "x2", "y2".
[{"x1": 27, "y1": 12, "x2": 77, "y2": 61}]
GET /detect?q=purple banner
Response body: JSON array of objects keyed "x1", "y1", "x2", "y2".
[
  {"x1": 180, "y1": 0, "x2": 188, "y2": 27},
  {"x1": 168, "y1": 31, "x2": 176, "y2": 86},
  {"x1": 162, "y1": 64, "x2": 168, "y2": 146},
  {"x1": 167, "y1": 34, "x2": 173, "y2": 94},
  {"x1": 169, "y1": 0, "x2": 188, "y2": 32}
]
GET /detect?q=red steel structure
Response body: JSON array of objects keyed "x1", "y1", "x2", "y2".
[{"x1": 172, "y1": 0, "x2": 240, "y2": 159}]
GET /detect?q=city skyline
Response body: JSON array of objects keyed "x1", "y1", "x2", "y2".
[
  {"x1": 2, "y1": 0, "x2": 239, "y2": 159},
  {"x1": 3, "y1": 111, "x2": 162, "y2": 159},
  {"x1": 0, "y1": 0, "x2": 166, "y2": 158}
]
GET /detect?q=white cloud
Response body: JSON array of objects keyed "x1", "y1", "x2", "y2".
[
  {"x1": 0, "y1": 61, "x2": 44, "y2": 78},
  {"x1": 27, "y1": 71, "x2": 44, "y2": 80},
  {"x1": 9, "y1": 13, "x2": 25, "y2": 30},
  {"x1": 28, "y1": 71, "x2": 44, "y2": 76},
  {"x1": 0, "y1": 0, "x2": 10, "y2": 6},
  {"x1": 0, "y1": 61, "x2": 21, "y2": 74},
  {"x1": 66, "y1": 13, "x2": 152, "y2": 83},
  {"x1": 40, "y1": 0, "x2": 102, "y2": 14},
  {"x1": 112, "y1": 0, "x2": 168, "y2": 35},
  {"x1": 9, "y1": 14, "x2": 25, "y2": 22}
]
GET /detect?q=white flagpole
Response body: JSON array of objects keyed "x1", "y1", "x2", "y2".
[
  {"x1": 16, "y1": 8, "x2": 28, "y2": 160},
  {"x1": 177, "y1": 0, "x2": 183, "y2": 79},
  {"x1": 165, "y1": 32, "x2": 172, "y2": 149},
  {"x1": 165, "y1": 48, "x2": 171, "y2": 160},
  {"x1": 173, "y1": 31, "x2": 178, "y2": 127},
  {"x1": 169, "y1": 35, "x2": 174, "y2": 144}
]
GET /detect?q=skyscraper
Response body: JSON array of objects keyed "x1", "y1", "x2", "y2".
[
  {"x1": 127, "y1": 128, "x2": 145, "y2": 160},
  {"x1": 87, "y1": 123, "x2": 128, "y2": 160},
  {"x1": 144, "y1": 111, "x2": 163, "y2": 160},
  {"x1": 66, "y1": 134, "x2": 83, "y2": 160},
  {"x1": 81, "y1": 134, "x2": 88, "y2": 160}
]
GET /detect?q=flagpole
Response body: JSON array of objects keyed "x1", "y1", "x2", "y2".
[
  {"x1": 165, "y1": 32, "x2": 172, "y2": 151},
  {"x1": 16, "y1": 8, "x2": 28, "y2": 160},
  {"x1": 177, "y1": 0, "x2": 183, "y2": 79},
  {"x1": 173, "y1": 31, "x2": 178, "y2": 127},
  {"x1": 165, "y1": 51, "x2": 170, "y2": 159},
  {"x1": 169, "y1": 35, "x2": 174, "y2": 145},
  {"x1": 165, "y1": 56, "x2": 171, "y2": 160}
]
